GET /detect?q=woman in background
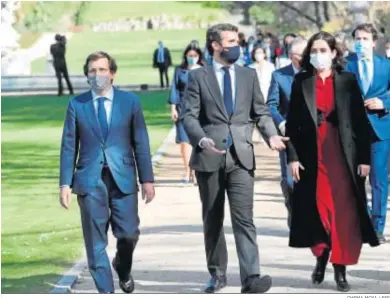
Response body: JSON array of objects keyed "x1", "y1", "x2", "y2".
[
  {"x1": 249, "y1": 45, "x2": 275, "y2": 100},
  {"x1": 285, "y1": 31, "x2": 379, "y2": 292},
  {"x1": 168, "y1": 43, "x2": 203, "y2": 184}
]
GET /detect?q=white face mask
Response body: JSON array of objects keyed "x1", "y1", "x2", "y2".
[
  {"x1": 386, "y1": 49, "x2": 390, "y2": 58},
  {"x1": 255, "y1": 53, "x2": 265, "y2": 62},
  {"x1": 310, "y1": 53, "x2": 333, "y2": 70}
]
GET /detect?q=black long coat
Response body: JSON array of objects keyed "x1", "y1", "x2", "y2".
[{"x1": 285, "y1": 70, "x2": 379, "y2": 248}]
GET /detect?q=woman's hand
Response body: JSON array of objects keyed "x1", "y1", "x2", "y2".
[{"x1": 289, "y1": 161, "x2": 305, "y2": 182}]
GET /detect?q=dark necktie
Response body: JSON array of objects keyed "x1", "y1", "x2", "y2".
[
  {"x1": 222, "y1": 66, "x2": 233, "y2": 148},
  {"x1": 97, "y1": 97, "x2": 109, "y2": 140}
]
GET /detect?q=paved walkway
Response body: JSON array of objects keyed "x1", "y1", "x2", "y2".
[{"x1": 71, "y1": 132, "x2": 390, "y2": 294}]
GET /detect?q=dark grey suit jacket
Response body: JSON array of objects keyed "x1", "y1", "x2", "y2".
[{"x1": 181, "y1": 64, "x2": 278, "y2": 172}]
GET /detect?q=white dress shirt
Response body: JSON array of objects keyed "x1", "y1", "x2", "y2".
[
  {"x1": 92, "y1": 87, "x2": 114, "y2": 126},
  {"x1": 249, "y1": 61, "x2": 275, "y2": 101},
  {"x1": 199, "y1": 60, "x2": 236, "y2": 148},
  {"x1": 213, "y1": 59, "x2": 236, "y2": 104}
]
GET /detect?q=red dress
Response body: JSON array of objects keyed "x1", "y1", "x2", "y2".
[{"x1": 310, "y1": 74, "x2": 362, "y2": 265}]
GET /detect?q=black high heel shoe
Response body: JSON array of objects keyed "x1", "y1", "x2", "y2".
[
  {"x1": 333, "y1": 264, "x2": 350, "y2": 292},
  {"x1": 311, "y1": 249, "x2": 330, "y2": 284}
]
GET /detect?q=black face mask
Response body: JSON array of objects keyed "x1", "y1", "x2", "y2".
[{"x1": 220, "y1": 45, "x2": 241, "y2": 64}]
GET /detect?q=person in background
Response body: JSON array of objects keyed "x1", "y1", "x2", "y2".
[
  {"x1": 276, "y1": 33, "x2": 297, "y2": 69},
  {"x1": 168, "y1": 43, "x2": 204, "y2": 184},
  {"x1": 153, "y1": 40, "x2": 172, "y2": 88},
  {"x1": 249, "y1": 45, "x2": 275, "y2": 100},
  {"x1": 267, "y1": 37, "x2": 307, "y2": 228},
  {"x1": 50, "y1": 34, "x2": 74, "y2": 96},
  {"x1": 247, "y1": 36, "x2": 256, "y2": 63},
  {"x1": 262, "y1": 33, "x2": 277, "y2": 65},
  {"x1": 375, "y1": 27, "x2": 387, "y2": 57},
  {"x1": 345, "y1": 23, "x2": 390, "y2": 244},
  {"x1": 286, "y1": 31, "x2": 379, "y2": 292}
]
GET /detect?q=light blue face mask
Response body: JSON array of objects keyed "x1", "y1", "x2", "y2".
[
  {"x1": 187, "y1": 56, "x2": 199, "y2": 66},
  {"x1": 354, "y1": 40, "x2": 373, "y2": 57},
  {"x1": 88, "y1": 74, "x2": 111, "y2": 92}
]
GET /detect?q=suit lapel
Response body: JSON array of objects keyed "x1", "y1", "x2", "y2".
[
  {"x1": 106, "y1": 88, "x2": 121, "y2": 144},
  {"x1": 83, "y1": 91, "x2": 103, "y2": 142},
  {"x1": 203, "y1": 66, "x2": 228, "y2": 119},
  {"x1": 302, "y1": 74, "x2": 317, "y2": 126},
  {"x1": 232, "y1": 65, "x2": 245, "y2": 119}
]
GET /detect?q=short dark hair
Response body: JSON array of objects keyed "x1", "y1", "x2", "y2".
[
  {"x1": 352, "y1": 23, "x2": 378, "y2": 40},
  {"x1": 179, "y1": 43, "x2": 204, "y2": 69},
  {"x1": 83, "y1": 51, "x2": 118, "y2": 76},
  {"x1": 206, "y1": 23, "x2": 238, "y2": 56},
  {"x1": 301, "y1": 31, "x2": 344, "y2": 73},
  {"x1": 251, "y1": 45, "x2": 268, "y2": 62}
]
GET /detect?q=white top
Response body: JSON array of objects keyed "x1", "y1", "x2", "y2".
[
  {"x1": 249, "y1": 61, "x2": 275, "y2": 100},
  {"x1": 213, "y1": 59, "x2": 236, "y2": 104},
  {"x1": 91, "y1": 87, "x2": 114, "y2": 125}
]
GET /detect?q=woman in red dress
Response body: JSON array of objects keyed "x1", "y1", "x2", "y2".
[{"x1": 285, "y1": 32, "x2": 380, "y2": 292}]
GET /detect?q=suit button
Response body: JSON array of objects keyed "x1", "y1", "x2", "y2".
[
  {"x1": 222, "y1": 139, "x2": 227, "y2": 143},
  {"x1": 100, "y1": 161, "x2": 104, "y2": 164},
  {"x1": 346, "y1": 124, "x2": 350, "y2": 128},
  {"x1": 228, "y1": 121, "x2": 231, "y2": 125}
]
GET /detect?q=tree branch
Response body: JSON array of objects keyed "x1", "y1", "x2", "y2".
[
  {"x1": 323, "y1": 1, "x2": 331, "y2": 21},
  {"x1": 279, "y1": 1, "x2": 319, "y2": 25},
  {"x1": 314, "y1": 1, "x2": 324, "y2": 29}
]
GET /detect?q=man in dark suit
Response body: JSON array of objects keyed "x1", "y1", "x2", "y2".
[
  {"x1": 267, "y1": 37, "x2": 307, "y2": 228},
  {"x1": 182, "y1": 23, "x2": 288, "y2": 294},
  {"x1": 59, "y1": 51, "x2": 155, "y2": 293},
  {"x1": 50, "y1": 34, "x2": 74, "y2": 96},
  {"x1": 345, "y1": 23, "x2": 390, "y2": 244},
  {"x1": 153, "y1": 40, "x2": 172, "y2": 88}
]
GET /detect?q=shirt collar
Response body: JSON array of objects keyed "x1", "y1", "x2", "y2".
[
  {"x1": 213, "y1": 59, "x2": 234, "y2": 72},
  {"x1": 292, "y1": 64, "x2": 300, "y2": 74},
  {"x1": 92, "y1": 87, "x2": 114, "y2": 101}
]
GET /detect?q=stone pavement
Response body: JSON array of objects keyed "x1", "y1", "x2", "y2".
[{"x1": 71, "y1": 132, "x2": 390, "y2": 294}]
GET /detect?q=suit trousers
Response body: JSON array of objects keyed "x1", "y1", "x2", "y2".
[
  {"x1": 195, "y1": 146, "x2": 260, "y2": 284},
  {"x1": 279, "y1": 150, "x2": 294, "y2": 228},
  {"x1": 157, "y1": 63, "x2": 169, "y2": 88},
  {"x1": 77, "y1": 167, "x2": 140, "y2": 293},
  {"x1": 54, "y1": 63, "x2": 73, "y2": 95},
  {"x1": 369, "y1": 138, "x2": 390, "y2": 234}
]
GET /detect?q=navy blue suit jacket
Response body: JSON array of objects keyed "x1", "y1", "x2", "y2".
[
  {"x1": 60, "y1": 88, "x2": 154, "y2": 195},
  {"x1": 345, "y1": 54, "x2": 390, "y2": 141},
  {"x1": 267, "y1": 64, "x2": 295, "y2": 127}
]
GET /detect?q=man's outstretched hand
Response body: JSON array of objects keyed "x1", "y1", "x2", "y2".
[{"x1": 269, "y1": 135, "x2": 290, "y2": 151}]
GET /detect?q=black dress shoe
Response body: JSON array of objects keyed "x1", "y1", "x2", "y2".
[
  {"x1": 333, "y1": 264, "x2": 350, "y2": 292},
  {"x1": 204, "y1": 275, "x2": 227, "y2": 293},
  {"x1": 312, "y1": 249, "x2": 330, "y2": 285},
  {"x1": 241, "y1": 275, "x2": 272, "y2": 293},
  {"x1": 377, "y1": 232, "x2": 386, "y2": 244},
  {"x1": 112, "y1": 258, "x2": 135, "y2": 293}
]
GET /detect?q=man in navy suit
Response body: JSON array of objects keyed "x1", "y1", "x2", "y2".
[
  {"x1": 59, "y1": 51, "x2": 155, "y2": 293},
  {"x1": 267, "y1": 38, "x2": 307, "y2": 228},
  {"x1": 346, "y1": 23, "x2": 390, "y2": 244}
]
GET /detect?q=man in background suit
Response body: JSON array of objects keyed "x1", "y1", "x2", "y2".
[
  {"x1": 50, "y1": 34, "x2": 74, "y2": 96},
  {"x1": 267, "y1": 38, "x2": 307, "y2": 228},
  {"x1": 346, "y1": 23, "x2": 390, "y2": 244},
  {"x1": 182, "y1": 23, "x2": 288, "y2": 294},
  {"x1": 59, "y1": 51, "x2": 155, "y2": 293},
  {"x1": 153, "y1": 40, "x2": 172, "y2": 88}
]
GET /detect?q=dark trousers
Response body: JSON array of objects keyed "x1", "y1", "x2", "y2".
[
  {"x1": 195, "y1": 147, "x2": 260, "y2": 284},
  {"x1": 77, "y1": 168, "x2": 139, "y2": 293},
  {"x1": 279, "y1": 150, "x2": 294, "y2": 228},
  {"x1": 54, "y1": 64, "x2": 74, "y2": 95},
  {"x1": 157, "y1": 64, "x2": 169, "y2": 88}
]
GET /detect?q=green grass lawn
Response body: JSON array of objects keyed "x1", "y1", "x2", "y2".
[
  {"x1": 31, "y1": 29, "x2": 207, "y2": 85},
  {"x1": 1, "y1": 91, "x2": 172, "y2": 293}
]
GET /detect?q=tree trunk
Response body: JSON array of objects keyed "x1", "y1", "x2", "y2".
[
  {"x1": 314, "y1": 1, "x2": 324, "y2": 30},
  {"x1": 323, "y1": 1, "x2": 331, "y2": 21},
  {"x1": 241, "y1": 1, "x2": 253, "y2": 25}
]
